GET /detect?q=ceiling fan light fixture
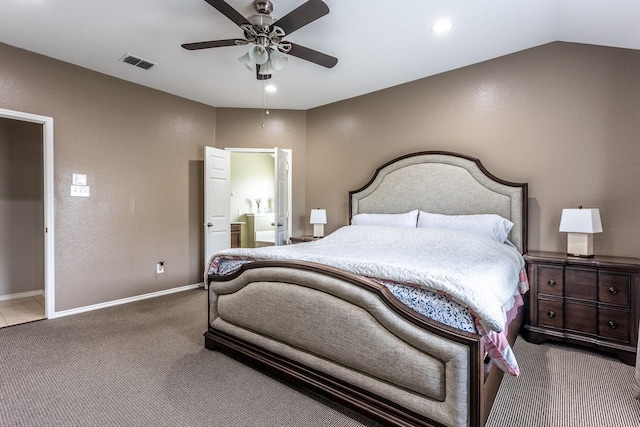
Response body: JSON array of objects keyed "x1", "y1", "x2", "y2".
[
  {"x1": 256, "y1": 65, "x2": 271, "y2": 80},
  {"x1": 241, "y1": 46, "x2": 287, "y2": 78},
  {"x1": 269, "y1": 50, "x2": 288, "y2": 71},
  {"x1": 258, "y1": 60, "x2": 274, "y2": 75},
  {"x1": 249, "y1": 45, "x2": 269, "y2": 65},
  {"x1": 238, "y1": 52, "x2": 255, "y2": 71}
]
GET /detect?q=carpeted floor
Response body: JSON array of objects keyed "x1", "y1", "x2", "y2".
[
  {"x1": 0, "y1": 289, "x2": 382, "y2": 427},
  {"x1": 1, "y1": 288, "x2": 639, "y2": 426},
  {"x1": 487, "y1": 335, "x2": 640, "y2": 426}
]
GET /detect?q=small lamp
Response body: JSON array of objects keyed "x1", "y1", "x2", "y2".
[
  {"x1": 310, "y1": 209, "x2": 327, "y2": 238},
  {"x1": 559, "y1": 206, "x2": 603, "y2": 257}
]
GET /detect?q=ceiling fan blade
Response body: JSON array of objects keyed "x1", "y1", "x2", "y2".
[
  {"x1": 287, "y1": 43, "x2": 337, "y2": 68},
  {"x1": 273, "y1": 0, "x2": 329, "y2": 35},
  {"x1": 182, "y1": 39, "x2": 244, "y2": 50},
  {"x1": 204, "y1": 0, "x2": 251, "y2": 27}
]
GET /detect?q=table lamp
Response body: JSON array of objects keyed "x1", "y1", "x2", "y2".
[
  {"x1": 310, "y1": 209, "x2": 327, "y2": 238},
  {"x1": 559, "y1": 206, "x2": 602, "y2": 257}
]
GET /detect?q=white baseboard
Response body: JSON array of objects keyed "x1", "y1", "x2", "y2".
[
  {"x1": 0, "y1": 289, "x2": 44, "y2": 302},
  {"x1": 49, "y1": 282, "x2": 204, "y2": 319}
]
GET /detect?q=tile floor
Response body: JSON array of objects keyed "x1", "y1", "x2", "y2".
[{"x1": 0, "y1": 294, "x2": 45, "y2": 328}]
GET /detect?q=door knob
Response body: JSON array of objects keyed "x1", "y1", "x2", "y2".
[{"x1": 206, "y1": 222, "x2": 213, "y2": 227}]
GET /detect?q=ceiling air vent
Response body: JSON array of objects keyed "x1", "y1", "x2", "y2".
[{"x1": 120, "y1": 53, "x2": 156, "y2": 70}]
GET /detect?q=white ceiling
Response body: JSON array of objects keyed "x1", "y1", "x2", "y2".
[{"x1": 1, "y1": 0, "x2": 639, "y2": 110}]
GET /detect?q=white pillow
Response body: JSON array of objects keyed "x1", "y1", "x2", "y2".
[
  {"x1": 417, "y1": 211, "x2": 514, "y2": 243},
  {"x1": 351, "y1": 210, "x2": 419, "y2": 228}
]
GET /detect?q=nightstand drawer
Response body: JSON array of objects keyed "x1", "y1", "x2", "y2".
[
  {"x1": 537, "y1": 299, "x2": 564, "y2": 329},
  {"x1": 598, "y1": 308, "x2": 630, "y2": 342},
  {"x1": 564, "y1": 302, "x2": 597, "y2": 335},
  {"x1": 537, "y1": 266, "x2": 564, "y2": 297},
  {"x1": 565, "y1": 268, "x2": 597, "y2": 300},
  {"x1": 598, "y1": 273, "x2": 630, "y2": 306}
]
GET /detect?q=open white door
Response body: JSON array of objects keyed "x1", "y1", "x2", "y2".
[
  {"x1": 274, "y1": 148, "x2": 290, "y2": 245},
  {"x1": 204, "y1": 147, "x2": 231, "y2": 269}
]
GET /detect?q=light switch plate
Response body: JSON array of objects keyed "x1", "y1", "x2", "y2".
[
  {"x1": 70, "y1": 185, "x2": 90, "y2": 197},
  {"x1": 72, "y1": 174, "x2": 87, "y2": 185}
]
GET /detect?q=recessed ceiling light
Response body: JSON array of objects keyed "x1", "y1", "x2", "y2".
[
  {"x1": 431, "y1": 19, "x2": 453, "y2": 33},
  {"x1": 264, "y1": 84, "x2": 277, "y2": 93}
]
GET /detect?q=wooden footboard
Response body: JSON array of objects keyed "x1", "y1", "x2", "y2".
[{"x1": 206, "y1": 260, "x2": 522, "y2": 427}]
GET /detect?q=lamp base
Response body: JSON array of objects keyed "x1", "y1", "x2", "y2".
[
  {"x1": 313, "y1": 224, "x2": 325, "y2": 238},
  {"x1": 566, "y1": 232, "x2": 595, "y2": 257}
]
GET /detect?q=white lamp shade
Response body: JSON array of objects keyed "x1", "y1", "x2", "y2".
[
  {"x1": 238, "y1": 52, "x2": 255, "y2": 71},
  {"x1": 269, "y1": 50, "x2": 288, "y2": 70},
  {"x1": 310, "y1": 209, "x2": 327, "y2": 225},
  {"x1": 559, "y1": 208, "x2": 603, "y2": 233},
  {"x1": 249, "y1": 45, "x2": 269, "y2": 65}
]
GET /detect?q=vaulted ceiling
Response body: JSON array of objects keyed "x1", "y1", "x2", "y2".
[{"x1": 1, "y1": 0, "x2": 639, "y2": 110}]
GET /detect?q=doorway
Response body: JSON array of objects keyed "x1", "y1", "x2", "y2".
[
  {"x1": 203, "y1": 147, "x2": 291, "y2": 268},
  {"x1": 0, "y1": 108, "x2": 54, "y2": 320},
  {"x1": 230, "y1": 151, "x2": 276, "y2": 248},
  {"x1": 227, "y1": 148, "x2": 291, "y2": 249}
]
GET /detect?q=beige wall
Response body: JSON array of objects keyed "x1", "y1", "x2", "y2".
[
  {"x1": 0, "y1": 43, "x2": 307, "y2": 312},
  {"x1": 2, "y1": 39, "x2": 639, "y2": 312},
  {"x1": 0, "y1": 43, "x2": 215, "y2": 311},
  {"x1": 0, "y1": 118, "x2": 43, "y2": 296},
  {"x1": 306, "y1": 42, "x2": 640, "y2": 258}
]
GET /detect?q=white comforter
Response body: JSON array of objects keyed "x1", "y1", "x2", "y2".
[{"x1": 212, "y1": 225, "x2": 525, "y2": 333}]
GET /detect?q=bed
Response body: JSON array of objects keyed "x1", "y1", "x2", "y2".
[{"x1": 205, "y1": 151, "x2": 528, "y2": 427}]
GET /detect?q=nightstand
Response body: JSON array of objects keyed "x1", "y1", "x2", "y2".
[
  {"x1": 523, "y1": 251, "x2": 640, "y2": 365},
  {"x1": 289, "y1": 235, "x2": 322, "y2": 244}
]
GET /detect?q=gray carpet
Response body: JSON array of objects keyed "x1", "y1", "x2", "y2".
[
  {"x1": 0, "y1": 289, "x2": 383, "y2": 427},
  {"x1": 1, "y1": 288, "x2": 639, "y2": 426},
  {"x1": 488, "y1": 336, "x2": 640, "y2": 427}
]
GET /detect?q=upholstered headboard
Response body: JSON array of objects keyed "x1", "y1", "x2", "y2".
[{"x1": 349, "y1": 151, "x2": 528, "y2": 253}]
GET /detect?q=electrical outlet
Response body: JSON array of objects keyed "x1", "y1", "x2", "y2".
[
  {"x1": 70, "y1": 185, "x2": 90, "y2": 197},
  {"x1": 156, "y1": 261, "x2": 164, "y2": 274}
]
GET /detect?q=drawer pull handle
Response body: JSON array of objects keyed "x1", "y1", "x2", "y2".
[
  {"x1": 608, "y1": 320, "x2": 617, "y2": 329},
  {"x1": 608, "y1": 287, "x2": 618, "y2": 295},
  {"x1": 547, "y1": 279, "x2": 556, "y2": 287},
  {"x1": 547, "y1": 310, "x2": 556, "y2": 319}
]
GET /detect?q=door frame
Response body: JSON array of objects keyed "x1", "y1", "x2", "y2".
[
  {"x1": 225, "y1": 147, "x2": 292, "y2": 244},
  {"x1": 0, "y1": 108, "x2": 54, "y2": 319}
]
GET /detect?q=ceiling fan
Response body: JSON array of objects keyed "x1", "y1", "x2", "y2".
[{"x1": 182, "y1": 0, "x2": 338, "y2": 80}]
